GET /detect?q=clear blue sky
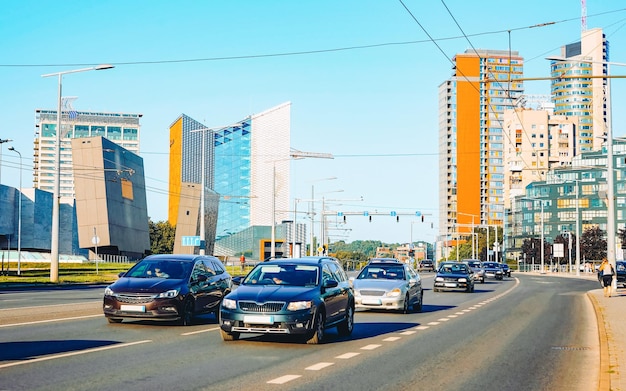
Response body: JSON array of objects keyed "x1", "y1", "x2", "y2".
[{"x1": 1, "y1": 0, "x2": 626, "y2": 245}]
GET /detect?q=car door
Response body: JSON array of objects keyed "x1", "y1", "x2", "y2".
[
  {"x1": 320, "y1": 263, "x2": 344, "y2": 323},
  {"x1": 189, "y1": 261, "x2": 212, "y2": 313},
  {"x1": 405, "y1": 265, "x2": 420, "y2": 303}
]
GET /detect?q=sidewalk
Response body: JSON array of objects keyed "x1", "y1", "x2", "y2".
[{"x1": 588, "y1": 287, "x2": 624, "y2": 391}]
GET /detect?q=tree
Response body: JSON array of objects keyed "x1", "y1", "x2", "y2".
[
  {"x1": 580, "y1": 226, "x2": 606, "y2": 261},
  {"x1": 520, "y1": 237, "x2": 551, "y2": 266},
  {"x1": 149, "y1": 219, "x2": 175, "y2": 254}
]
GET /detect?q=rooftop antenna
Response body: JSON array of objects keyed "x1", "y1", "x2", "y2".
[{"x1": 581, "y1": 0, "x2": 587, "y2": 33}]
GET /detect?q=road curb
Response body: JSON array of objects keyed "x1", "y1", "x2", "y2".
[{"x1": 588, "y1": 292, "x2": 610, "y2": 391}]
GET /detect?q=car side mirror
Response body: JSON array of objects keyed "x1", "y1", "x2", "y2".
[
  {"x1": 196, "y1": 274, "x2": 208, "y2": 283},
  {"x1": 323, "y1": 279, "x2": 339, "y2": 290},
  {"x1": 232, "y1": 276, "x2": 243, "y2": 286}
]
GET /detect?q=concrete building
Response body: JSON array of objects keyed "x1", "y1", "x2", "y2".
[
  {"x1": 168, "y1": 102, "x2": 292, "y2": 258},
  {"x1": 549, "y1": 28, "x2": 608, "y2": 153},
  {"x1": 438, "y1": 49, "x2": 524, "y2": 258},
  {"x1": 503, "y1": 106, "x2": 578, "y2": 208},
  {"x1": 71, "y1": 137, "x2": 150, "y2": 260},
  {"x1": 34, "y1": 108, "x2": 142, "y2": 198}
]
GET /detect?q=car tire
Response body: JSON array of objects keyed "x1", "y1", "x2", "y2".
[
  {"x1": 220, "y1": 328, "x2": 240, "y2": 341},
  {"x1": 179, "y1": 299, "x2": 194, "y2": 326},
  {"x1": 337, "y1": 305, "x2": 354, "y2": 336},
  {"x1": 306, "y1": 310, "x2": 325, "y2": 344},
  {"x1": 434, "y1": 287, "x2": 439, "y2": 293},
  {"x1": 401, "y1": 294, "x2": 410, "y2": 314},
  {"x1": 414, "y1": 289, "x2": 423, "y2": 312},
  {"x1": 107, "y1": 317, "x2": 123, "y2": 324}
]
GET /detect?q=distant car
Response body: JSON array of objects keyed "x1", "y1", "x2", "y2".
[
  {"x1": 500, "y1": 263, "x2": 511, "y2": 277},
  {"x1": 369, "y1": 257, "x2": 401, "y2": 263},
  {"x1": 219, "y1": 256, "x2": 354, "y2": 344},
  {"x1": 434, "y1": 261, "x2": 474, "y2": 293},
  {"x1": 482, "y1": 262, "x2": 504, "y2": 280},
  {"x1": 465, "y1": 260, "x2": 485, "y2": 283},
  {"x1": 103, "y1": 254, "x2": 232, "y2": 325},
  {"x1": 597, "y1": 260, "x2": 626, "y2": 288},
  {"x1": 351, "y1": 260, "x2": 423, "y2": 313},
  {"x1": 418, "y1": 259, "x2": 435, "y2": 272}
]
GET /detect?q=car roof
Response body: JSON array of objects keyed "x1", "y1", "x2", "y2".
[
  {"x1": 143, "y1": 254, "x2": 219, "y2": 263},
  {"x1": 369, "y1": 258, "x2": 401, "y2": 263},
  {"x1": 265, "y1": 256, "x2": 339, "y2": 266}
]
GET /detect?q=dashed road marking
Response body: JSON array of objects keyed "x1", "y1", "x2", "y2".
[
  {"x1": 361, "y1": 344, "x2": 381, "y2": 350},
  {"x1": 267, "y1": 375, "x2": 301, "y2": 384},
  {"x1": 306, "y1": 362, "x2": 334, "y2": 371},
  {"x1": 428, "y1": 321, "x2": 440, "y2": 325},
  {"x1": 336, "y1": 352, "x2": 360, "y2": 359},
  {"x1": 415, "y1": 325, "x2": 429, "y2": 330},
  {"x1": 448, "y1": 315, "x2": 458, "y2": 318},
  {"x1": 383, "y1": 336, "x2": 402, "y2": 341},
  {"x1": 181, "y1": 327, "x2": 220, "y2": 336},
  {"x1": 400, "y1": 330, "x2": 416, "y2": 335},
  {"x1": 438, "y1": 318, "x2": 450, "y2": 322}
]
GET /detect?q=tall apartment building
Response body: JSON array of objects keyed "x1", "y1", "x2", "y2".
[
  {"x1": 503, "y1": 105, "x2": 578, "y2": 208},
  {"x1": 550, "y1": 28, "x2": 608, "y2": 153},
  {"x1": 438, "y1": 49, "x2": 524, "y2": 256},
  {"x1": 34, "y1": 109, "x2": 142, "y2": 198},
  {"x1": 168, "y1": 102, "x2": 291, "y2": 257}
]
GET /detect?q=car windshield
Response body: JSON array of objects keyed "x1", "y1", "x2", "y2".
[
  {"x1": 483, "y1": 263, "x2": 499, "y2": 268},
  {"x1": 358, "y1": 265, "x2": 406, "y2": 280},
  {"x1": 438, "y1": 264, "x2": 469, "y2": 274},
  {"x1": 243, "y1": 264, "x2": 319, "y2": 287},
  {"x1": 468, "y1": 262, "x2": 480, "y2": 268},
  {"x1": 125, "y1": 259, "x2": 190, "y2": 279}
]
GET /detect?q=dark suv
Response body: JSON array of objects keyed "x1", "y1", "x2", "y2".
[
  {"x1": 219, "y1": 256, "x2": 354, "y2": 344},
  {"x1": 418, "y1": 260, "x2": 435, "y2": 272}
]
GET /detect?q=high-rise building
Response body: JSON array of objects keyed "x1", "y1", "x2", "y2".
[
  {"x1": 549, "y1": 28, "x2": 608, "y2": 153},
  {"x1": 438, "y1": 49, "x2": 524, "y2": 257},
  {"x1": 168, "y1": 102, "x2": 291, "y2": 257},
  {"x1": 34, "y1": 109, "x2": 142, "y2": 198}
]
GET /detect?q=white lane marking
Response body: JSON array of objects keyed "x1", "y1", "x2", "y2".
[
  {"x1": 438, "y1": 318, "x2": 450, "y2": 322},
  {"x1": 267, "y1": 375, "x2": 301, "y2": 384},
  {"x1": 0, "y1": 314, "x2": 103, "y2": 328},
  {"x1": 462, "y1": 309, "x2": 471, "y2": 312},
  {"x1": 306, "y1": 362, "x2": 334, "y2": 371},
  {"x1": 0, "y1": 339, "x2": 152, "y2": 369},
  {"x1": 400, "y1": 330, "x2": 416, "y2": 335},
  {"x1": 455, "y1": 312, "x2": 465, "y2": 315},
  {"x1": 181, "y1": 327, "x2": 220, "y2": 336},
  {"x1": 383, "y1": 337, "x2": 402, "y2": 341},
  {"x1": 336, "y1": 352, "x2": 360, "y2": 359},
  {"x1": 427, "y1": 321, "x2": 440, "y2": 326},
  {"x1": 361, "y1": 344, "x2": 381, "y2": 350},
  {"x1": 0, "y1": 301, "x2": 102, "y2": 311},
  {"x1": 415, "y1": 326, "x2": 429, "y2": 330},
  {"x1": 448, "y1": 315, "x2": 458, "y2": 318}
]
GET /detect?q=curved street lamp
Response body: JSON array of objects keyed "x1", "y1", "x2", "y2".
[{"x1": 8, "y1": 147, "x2": 22, "y2": 275}]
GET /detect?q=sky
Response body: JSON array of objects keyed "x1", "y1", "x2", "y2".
[{"x1": 1, "y1": 0, "x2": 626, "y2": 246}]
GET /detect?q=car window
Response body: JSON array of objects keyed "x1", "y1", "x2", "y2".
[
  {"x1": 211, "y1": 260, "x2": 225, "y2": 274},
  {"x1": 191, "y1": 261, "x2": 208, "y2": 281},
  {"x1": 327, "y1": 262, "x2": 347, "y2": 282},
  {"x1": 203, "y1": 260, "x2": 217, "y2": 277},
  {"x1": 406, "y1": 266, "x2": 417, "y2": 280},
  {"x1": 322, "y1": 264, "x2": 335, "y2": 284},
  {"x1": 243, "y1": 264, "x2": 318, "y2": 286}
]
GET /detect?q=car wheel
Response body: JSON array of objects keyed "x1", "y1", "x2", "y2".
[
  {"x1": 306, "y1": 311, "x2": 325, "y2": 344},
  {"x1": 337, "y1": 305, "x2": 354, "y2": 336},
  {"x1": 107, "y1": 317, "x2": 123, "y2": 324},
  {"x1": 401, "y1": 294, "x2": 410, "y2": 314},
  {"x1": 220, "y1": 328, "x2": 240, "y2": 341},
  {"x1": 434, "y1": 287, "x2": 439, "y2": 293},
  {"x1": 179, "y1": 299, "x2": 194, "y2": 326},
  {"x1": 414, "y1": 289, "x2": 423, "y2": 312}
]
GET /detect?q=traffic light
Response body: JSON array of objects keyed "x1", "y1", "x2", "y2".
[
  {"x1": 408, "y1": 249, "x2": 415, "y2": 257},
  {"x1": 421, "y1": 215, "x2": 424, "y2": 222},
  {"x1": 396, "y1": 216, "x2": 399, "y2": 222},
  {"x1": 343, "y1": 215, "x2": 346, "y2": 223},
  {"x1": 369, "y1": 216, "x2": 372, "y2": 222}
]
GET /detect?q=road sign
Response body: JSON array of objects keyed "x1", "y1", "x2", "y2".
[
  {"x1": 337, "y1": 212, "x2": 343, "y2": 217},
  {"x1": 415, "y1": 211, "x2": 421, "y2": 216},
  {"x1": 363, "y1": 211, "x2": 368, "y2": 217},
  {"x1": 390, "y1": 211, "x2": 397, "y2": 217},
  {"x1": 182, "y1": 236, "x2": 201, "y2": 247}
]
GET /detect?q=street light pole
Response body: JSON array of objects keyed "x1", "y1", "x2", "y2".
[
  {"x1": 540, "y1": 200, "x2": 545, "y2": 273},
  {"x1": 42, "y1": 64, "x2": 114, "y2": 282},
  {"x1": 8, "y1": 147, "x2": 22, "y2": 275},
  {"x1": 0, "y1": 138, "x2": 13, "y2": 185}
]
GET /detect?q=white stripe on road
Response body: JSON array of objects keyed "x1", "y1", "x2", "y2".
[
  {"x1": 0, "y1": 301, "x2": 102, "y2": 311},
  {"x1": 415, "y1": 325, "x2": 429, "y2": 330},
  {"x1": 400, "y1": 330, "x2": 416, "y2": 335},
  {"x1": 0, "y1": 314, "x2": 103, "y2": 328},
  {"x1": 428, "y1": 321, "x2": 440, "y2": 325},
  {"x1": 181, "y1": 327, "x2": 220, "y2": 336},
  {"x1": 437, "y1": 318, "x2": 450, "y2": 322},
  {"x1": 361, "y1": 344, "x2": 381, "y2": 350},
  {"x1": 0, "y1": 340, "x2": 152, "y2": 369},
  {"x1": 267, "y1": 375, "x2": 301, "y2": 384},
  {"x1": 335, "y1": 352, "x2": 360, "y2": 359},
  {"x1": 306, "y1": 362, "x2": 334, "y2": 371},
  {"x1": 383, "y1": 337, "x2": 402, "y2": 341}
]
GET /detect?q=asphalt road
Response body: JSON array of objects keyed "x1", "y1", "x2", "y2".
[{"x1": 0, "y1": 274, "x2": 599, "y2": 391}]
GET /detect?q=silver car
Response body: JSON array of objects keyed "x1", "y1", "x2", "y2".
[{"x1": 351, "y1": 260, "x2": 423, "y2": 313}]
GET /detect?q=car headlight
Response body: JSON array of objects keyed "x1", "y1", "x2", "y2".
[
  {"x1": 458, "y1": 278, "x2": 467, "y2": 282},
  {"x1": 104, "y1": 286, "x2": 114, "y2": 296},
  {"x1": 156, "y1": 289, "x2": 179, "y2": 298},
  {"x1": 385, "y1": 288, "x2": 402, "y2": 297},
  {"x1": 435, "y1": 277, "x2": 444, "y2": 282},
  {"x1": 287, "y1": 300, "x2": 312, "y2": 311},
  {"x1": 222, "y1": 298, "x2": 237, "y2": 309}
]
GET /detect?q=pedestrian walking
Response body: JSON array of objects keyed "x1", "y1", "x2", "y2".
[
  {"x1": 240, "y1": 254, "x2": 246, "y2": 272},
  {"x1": 599, "y1": 258, "x2": 615, "y2": 297}
]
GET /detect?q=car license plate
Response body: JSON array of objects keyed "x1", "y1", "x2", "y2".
[
  {"x1": 244, "y1": 315, "x2": 274, "y2": 324},
  {"x1": 445, "y1": 283, "x2": 457, "y2": 288},
  {"x1": 120, "y1": 305, "x2": 146, "y2": 312},
  {"x1": 362, "y1": 298, "x2": 382, "y2": 305}
]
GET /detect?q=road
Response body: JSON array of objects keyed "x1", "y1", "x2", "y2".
[{"x1": 0, "y1": 274, "x2": 599, "y2": 391}]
